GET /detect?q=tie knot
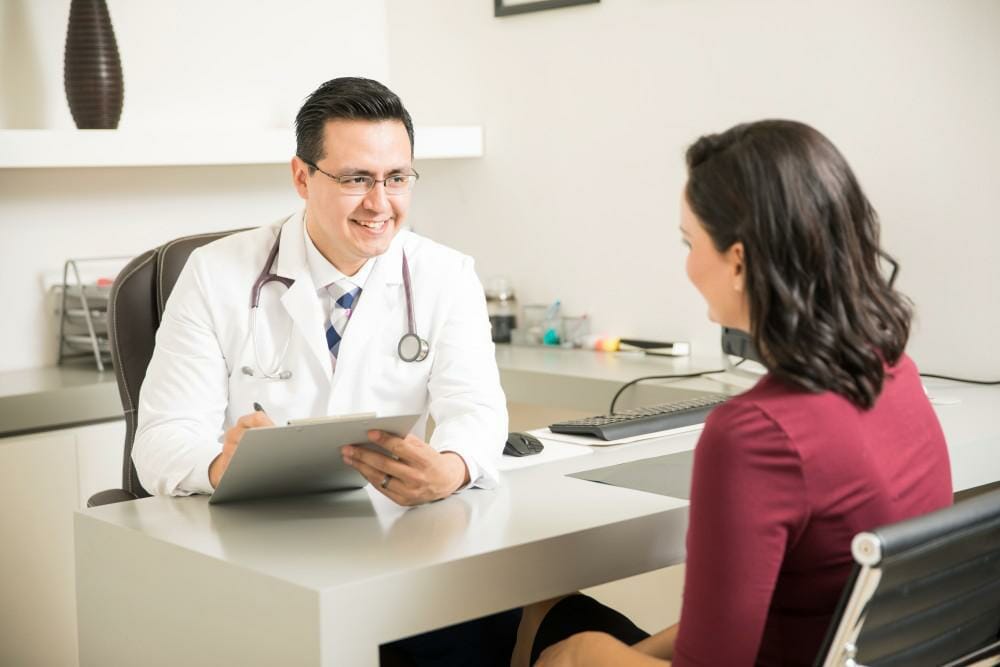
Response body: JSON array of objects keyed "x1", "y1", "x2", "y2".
[{"x1": 328, "y1": 280, "x2": 360, "y2": 310}]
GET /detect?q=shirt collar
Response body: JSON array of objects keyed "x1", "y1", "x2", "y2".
[{"x1": 303, "y1": 223, "x2": 375, "y2": 292}]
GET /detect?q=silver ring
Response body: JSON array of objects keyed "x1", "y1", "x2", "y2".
[{"x1": 380, "y1": 474, "x2": 392, "y2": 490}]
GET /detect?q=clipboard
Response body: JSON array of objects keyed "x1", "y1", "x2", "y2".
[{"x1": 209, "y1": 413, "x2": 421, "y2": 504}]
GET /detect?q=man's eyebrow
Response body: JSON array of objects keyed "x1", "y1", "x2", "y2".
[
  {"x1": 337, "y1": 167, "x2": 374, "y2": 176},
  {"x1": 337, "y1": 166, "x2": 412, "y2": 176}
]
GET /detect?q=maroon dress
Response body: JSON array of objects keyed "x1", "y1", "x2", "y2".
[{"x1": 672, "y1": 355, "x2": 952, "y2": 666}]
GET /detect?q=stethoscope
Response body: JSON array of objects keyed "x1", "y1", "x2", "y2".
[{"x1": 240, "y1": 230, "x2": 429, "y2": 381}]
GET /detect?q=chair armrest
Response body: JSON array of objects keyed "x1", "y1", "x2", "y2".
[{"x1": 87, "y1": 488, "x2": 140, "y2": 507}]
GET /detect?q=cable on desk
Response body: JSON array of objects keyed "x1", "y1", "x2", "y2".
[
  {"x1": 610, "y1": 368, "x2": 998, "y2": 416},
  {"x1": 920, "y1": 373, "x2": 1000, "y2": 386},
  {"x1": 608, "y1": 370, "x2": 719, "y2": 414},
  {"x1": 609, "y1": 359, "x2": 750, "y2": 415}
]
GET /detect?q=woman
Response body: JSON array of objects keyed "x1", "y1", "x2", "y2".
[{"x1": 517, "y1": 120, "x2": 953, "y2": 666}]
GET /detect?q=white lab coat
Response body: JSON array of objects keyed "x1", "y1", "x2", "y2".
[{"x1": 133, "y1": 211, "x2": 508, "y2": 496}]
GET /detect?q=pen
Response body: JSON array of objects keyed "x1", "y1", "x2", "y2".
[{"x1": 253, "y1": 402, "x2": 266, "y2": 414}]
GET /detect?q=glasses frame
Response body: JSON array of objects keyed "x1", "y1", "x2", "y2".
[{"x1": 298, "y1": 157, "x2": 420, "y2": 196}]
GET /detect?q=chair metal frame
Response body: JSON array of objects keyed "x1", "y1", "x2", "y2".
[{"x1": 818, "y1": 490, "x2": 1000, "y2": 667}]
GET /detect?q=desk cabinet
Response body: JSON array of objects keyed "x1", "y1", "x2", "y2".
[{"x1": 0, "y1": 420, "x2": 124, "y2": 667}]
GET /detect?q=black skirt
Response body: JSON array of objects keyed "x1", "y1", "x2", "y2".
[{"x1": 531, "y1": 594, "x2": 651, "y2": 664}]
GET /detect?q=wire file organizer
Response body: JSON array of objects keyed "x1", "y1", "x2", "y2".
[{"x1": 56, "y1": 256, "x2": 131, "y2": 371}]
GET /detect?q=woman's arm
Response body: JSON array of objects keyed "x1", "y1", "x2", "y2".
[
  {"x1": 671, "y1": 401, "x2": 806, "y2": 665},
  {"x1": 535, "y1": 632, "x2": 670, "y2": 667},
  {"x1": 632, "y1": 623, "x2": 678, "y2": 660}
]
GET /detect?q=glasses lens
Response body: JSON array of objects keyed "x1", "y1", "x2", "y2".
[
  {"x1": 338, "y1": 175, "x2": 374, "y2": 194},
  {"x1": 385, "y1": 174, "x2": 415, "y2": 194}
]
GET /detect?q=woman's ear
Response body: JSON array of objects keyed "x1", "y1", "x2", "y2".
[{"x1": 729, "y1": 242, "x2": 746, "y2": 291}]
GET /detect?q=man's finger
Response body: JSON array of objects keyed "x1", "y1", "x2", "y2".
[
  {"x1": 349, "y1": 456, "x2": 418, "y2": 501},
  {"x1": 346, "y1": 455, "x2": 387, "y2": 487},
  {"x1": 345, "y1": 446, "x2": 410, "y2": 479},
  {"x1": 235, "y1": 414, "x2": 257, "y2": 430},
  {"x1": 369, "y1": 430, "x2": 412, "y2": 460},
  {"x1": 347, "y1": 453, "x2": 412, "y2": 488},
  {"x1": 236, "y1": 411, "x2": 273, "y2": 430},
  {"x1": 375, "y1": 477, "x2": 412, "y2": 506}
]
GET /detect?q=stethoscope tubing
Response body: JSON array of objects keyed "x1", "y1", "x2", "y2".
[{"x1": 244, "y1": 225, "x2": 429, "y2": 380}]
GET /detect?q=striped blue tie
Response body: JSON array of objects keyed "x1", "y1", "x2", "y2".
[{"x1": 325, "y1": 282, "x2": 361, "y2": 365}]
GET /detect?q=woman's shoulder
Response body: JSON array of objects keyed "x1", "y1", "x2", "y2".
[
  {"x1": 699, "y1": 373, "x2": 846, "y2": 459},
  {"x1": 700, "y1": 385, "x2": 796, "y2": 458},
  {"x1": 705, "y1": 355, "x2": 929, "y2": 454},
  {"x1": 704, "y1": 373, "x2": 804, "y2": 430}
]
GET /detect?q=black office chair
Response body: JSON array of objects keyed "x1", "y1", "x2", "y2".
[
  {"x1": 815, "y1": 488, "x2": 1000, "y2": 667},
  {"x1": 87, "y1": 229, "x2": 245, "y2": 508}
]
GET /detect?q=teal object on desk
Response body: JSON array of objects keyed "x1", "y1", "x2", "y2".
[{"x1": 542, "y1": 299, "x2": 561, "y2": 345}]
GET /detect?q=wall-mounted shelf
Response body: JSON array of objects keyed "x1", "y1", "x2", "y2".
[{"x1": 0, "y1": 126, "x2": 483, "y2": 169}]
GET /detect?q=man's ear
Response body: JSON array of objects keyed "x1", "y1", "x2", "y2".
[{"x1": 290, "y1": 156, "x2": 310, "y2": 200}]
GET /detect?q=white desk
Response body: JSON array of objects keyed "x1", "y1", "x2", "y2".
[{"x1": 74, "y1": 348, "x2": 1000, "y2": 666}]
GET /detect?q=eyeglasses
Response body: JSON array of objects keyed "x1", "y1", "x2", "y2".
[{"x1": 299, "y1": 158, "x2": 419, "y2": 196}]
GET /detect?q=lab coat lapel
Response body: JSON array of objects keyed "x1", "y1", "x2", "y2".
[
  {"x1": 328, "y1": 234, "x2": 405, "y2": 408},
  {"x1": 275, "y1": 217, "x2": 333, "y2": 382}
]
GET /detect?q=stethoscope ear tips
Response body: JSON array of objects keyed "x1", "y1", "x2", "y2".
[{"x1": 241, "y1": 365, "x2": 293, "y2": 380}]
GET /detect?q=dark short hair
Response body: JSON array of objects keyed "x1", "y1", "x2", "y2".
[
  {"x1": 685, "y1": 120, "x2": 912, "y2": 409},
  {"x1": 295, "y1": 77, "x2": 414, "y2": 168}
]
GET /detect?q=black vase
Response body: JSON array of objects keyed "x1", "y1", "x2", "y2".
[{"x1": 64, "y1": 0, "x2": 124, "y2": 129}]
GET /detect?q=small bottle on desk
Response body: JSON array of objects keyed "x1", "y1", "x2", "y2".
[{"x1": 485, "y1": 277, "x2": 517, "y2": 344}]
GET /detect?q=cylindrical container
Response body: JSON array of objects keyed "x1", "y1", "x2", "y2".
[
  {"x1": 64, "y1": 0, "x2": 124, "y2": 129},
  {"x1": 520, "y1": 304, "x2": 548, "y2": 345},
  {"x1": 561, "y1": 314, "x2": 591, "y2": 348},
  {"x1": 485, "y1": 277, "x2": 517, "y2": 344}
]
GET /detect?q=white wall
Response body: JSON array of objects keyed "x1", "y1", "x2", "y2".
[
  {"x1": 386, "y1": 0, "x2": 1000, "y2": 379},
  {"x1": 0, "y1": 0, "x2": 389, "y2": 372},
  {"x1": 3, "y1": 0, "x2": 998, "y2": 379},
  {"x1": 0, "y1": 0, "x2": 389, "y2": 129}
]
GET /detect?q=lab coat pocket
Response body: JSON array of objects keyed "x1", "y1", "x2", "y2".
[{"x1": 370, "y1": 351, "x2": 432, "y2": 415}]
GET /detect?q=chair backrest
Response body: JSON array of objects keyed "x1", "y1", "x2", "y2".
[
  {"x1": 816, "y1": 488, "x2": 1000, "y2": 667},
  {"x1": 108, "y1": 230, "x2": 244, "y2": 498}
]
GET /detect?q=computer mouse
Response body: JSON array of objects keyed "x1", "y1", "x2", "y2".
[{"x1": 504, "y1": 432, "x2": 545, "y2": 457}]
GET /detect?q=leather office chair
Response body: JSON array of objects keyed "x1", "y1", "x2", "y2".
[
  {"x1": 87, "y1": 230, "x2": 245, "y2": 508},
  {"x1": 816, "y1": 488, "x2": 1000, "y2": 667},
  {"x1": 89, "y1": 228, "x2": 423, "y2": 667}
]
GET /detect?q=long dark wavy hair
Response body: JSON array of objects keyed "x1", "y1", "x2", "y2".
[{"x1": 685, "y1": 120, "x2": 912, "y2": 409}]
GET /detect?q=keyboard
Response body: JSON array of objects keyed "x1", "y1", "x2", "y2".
[{"x1": 549, "y1": 392, "x2": 730, "y2": 441}]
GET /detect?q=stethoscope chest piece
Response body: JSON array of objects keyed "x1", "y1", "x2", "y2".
[{"x1": 398, "y1": 332, "x2": 429, "y2": 363}]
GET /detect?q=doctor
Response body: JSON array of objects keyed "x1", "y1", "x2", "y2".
[{"x1": 133, "y1": 77, "x2": 508, "y2": 507}]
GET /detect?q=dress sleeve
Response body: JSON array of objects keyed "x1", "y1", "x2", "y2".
[{"x1": 672, "y1": 400, "x2": 808, "y2": 667}]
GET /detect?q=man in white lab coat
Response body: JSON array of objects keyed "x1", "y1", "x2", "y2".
[{"x1": 133, "y1": 77, "x2": 509, "y2": 510}]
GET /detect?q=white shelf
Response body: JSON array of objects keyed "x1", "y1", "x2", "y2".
[{"x1": 0, "y1": 126, "x2": 483, "y2": 168}]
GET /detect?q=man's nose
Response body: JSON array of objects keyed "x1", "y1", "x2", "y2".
[{"x1": 362, "y1": 181, "x2": 390, "y2": 210}]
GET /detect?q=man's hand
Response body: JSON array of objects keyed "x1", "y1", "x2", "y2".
[
  {"x1": 341, "y1": 430, "x2": 470, "y2": 506},
  {"x1": 208, "y1": 410, "x2": 274, "y2": 489}
]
